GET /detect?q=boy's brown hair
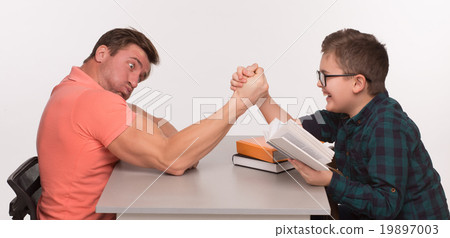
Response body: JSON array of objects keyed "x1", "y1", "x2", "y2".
[
  {"x1": 84, "y1": 28, "x2": 159, "y2": 68},
  {"x1": 321, "y1": 29, "x2": 389, "y2": 95}
]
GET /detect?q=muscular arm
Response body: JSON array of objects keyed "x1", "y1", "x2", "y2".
[
  {"x1": 128, "y1": 104, "x2": 178, "y2": 138},
  {"x1": 108, "y1": 73, "x2": 268, "y2": 176}
]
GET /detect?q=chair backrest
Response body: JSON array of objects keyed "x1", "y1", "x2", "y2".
[{"x1": 7, "y1": 156, "x2": 41, "y2": 220}]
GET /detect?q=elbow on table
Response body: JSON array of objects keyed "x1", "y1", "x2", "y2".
[
  {"x1": 147, "y1": 139, "x2": 196, "y2": 176},
  {"x1": 156, "y1": 154, "x2": 192, "y2": 176},
  {"x1": 162, "y1": 160, "x2": 193, "y2": 176},
  {"x1": 165, "y1": 167, "x2": 187, "y2": 176},
  {"x1": 139, "y1": 156, "x2": 187, "y2": 176}
]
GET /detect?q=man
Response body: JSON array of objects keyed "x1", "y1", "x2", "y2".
[
  {"x1": 231, "y1": 29, "x2": 449, "y2": 219},
  {"x1": 37, "y1": 28, "x2": 268, "y2": 219}
]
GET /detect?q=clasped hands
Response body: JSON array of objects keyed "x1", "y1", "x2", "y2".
[{"x1": 230, "y1": 63, "x2": 333, "y2": 187}]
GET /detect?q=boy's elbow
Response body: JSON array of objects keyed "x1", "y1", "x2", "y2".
[
  {"x1": 370, "y1": 198, "x2": 402, "y2": 219},
  {"x1": 376, "y1": 208, "x2": 399, "y2": 219},
  {"x1": 385, "y1": 204, "x2": 403, "y2": 219}
]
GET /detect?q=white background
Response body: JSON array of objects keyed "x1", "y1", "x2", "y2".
[{"x1": 1, "y1": 0, "x2": 449, "y2": 220}]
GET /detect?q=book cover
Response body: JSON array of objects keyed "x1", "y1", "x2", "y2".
[
  {"x1": 264, "y1": 119, "x2": 334, "y2": 171},
  {"x1": 232, "y1": 154, "x2": 294, "y2": 174},
  {"x1": 236, "y1": 137, "x2": 288, "y2": 163}
]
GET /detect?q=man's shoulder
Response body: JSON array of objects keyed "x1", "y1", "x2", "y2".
[
  {"x1": 71, "y1": 89, "x2": 127, "y2": 118},
  {"x1": 77, "y1": 87, "x2": 123, "y2": 102},
  {"x1": 52, "y1": 82, "x2": 121, "y2": 106}
]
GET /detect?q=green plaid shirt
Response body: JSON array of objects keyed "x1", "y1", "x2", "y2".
[{"x1": 301, "y1": 93, "x2": 449, "y2": 219}]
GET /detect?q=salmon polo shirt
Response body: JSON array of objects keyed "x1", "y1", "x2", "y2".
[{"x1": 37, "y1": 67, "x2": 134, "y2": 219}]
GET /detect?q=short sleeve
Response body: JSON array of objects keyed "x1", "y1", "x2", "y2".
[{"x1": 72, "y1": 89, "x2": 135, "y2": 147}]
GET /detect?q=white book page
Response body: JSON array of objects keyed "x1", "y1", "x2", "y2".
[
  {"x1": 267, "y1": 119, "x2": 333, "y2": 165},
  {"x1": 286, "y1": 120, "x2": 334, "y2": 160},
  {"x1": 279, "y1": 133, "x2": 331, "y2": 165},
  {"x1": 268, "y1": 138, "x2": 329, "y2": 171}
]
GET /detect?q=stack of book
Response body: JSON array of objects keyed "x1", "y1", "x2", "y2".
[
  {"x1": 233, "y1": 118, "x2": 335, "y2": 174},
  {"x1": 232, "y1": 137, "x2": 295, "y2": 174}
]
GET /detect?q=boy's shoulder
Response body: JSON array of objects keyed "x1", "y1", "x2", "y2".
[
  {"x1": 373, "y1": 94, "x2": 404, "y2": 119},
  {"x1": 366, "y1": 93, "x2": 419, "y2": 135}
]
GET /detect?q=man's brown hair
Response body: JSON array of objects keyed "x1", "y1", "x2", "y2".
[
  {"x1": 321, "y1": 28, "x2": 389, "y2": 95},
  {"x1": 84, "y1": 28, "x2": 159, "y2": 68}
]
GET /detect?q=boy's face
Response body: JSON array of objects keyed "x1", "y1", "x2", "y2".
[{"x1": 318, "y1": 53, "x2": 357, "y2": 115}]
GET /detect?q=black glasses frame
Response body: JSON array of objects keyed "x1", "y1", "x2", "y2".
[{"x1": 316, "y1": 70, "x2": 359, "y2": 87}]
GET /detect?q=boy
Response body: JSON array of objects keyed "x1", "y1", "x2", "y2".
[{"x1": 231, "y1": 29, "x2": 449, "y2": 219}]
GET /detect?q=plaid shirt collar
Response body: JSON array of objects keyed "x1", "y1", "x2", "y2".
[{"x1": 344, "y1": 91, "x2": 389, "y2": 127}]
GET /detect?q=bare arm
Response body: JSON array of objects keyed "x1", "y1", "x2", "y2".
[
  {"x1": 231, "y1": 64, "x2": 298, "y2": 124},
  {"x1": 232, "y1": 64, "x2": 330, "y2": 186},
  {"x1": 108, "y1": 71, "x2": 268, "y2": 176},
  {"x1": 128, "y1": 104, "x2": 178, "y2": 138},
  {"x1": 156, "y1": 117, "x2": 178, "y2": 137}
]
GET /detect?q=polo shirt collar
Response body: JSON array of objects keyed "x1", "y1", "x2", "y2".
[{"x1": 66, "y1": 66, "x2": 104, "y2": 90}]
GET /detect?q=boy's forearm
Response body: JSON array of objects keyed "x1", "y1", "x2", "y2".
[{"x1": 259, "y1": 95, "x2": 295, "y2": 124}]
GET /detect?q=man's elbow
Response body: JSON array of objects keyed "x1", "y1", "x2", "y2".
[
  {"x1": 150, "y1": 141, "x2": 195, "y2": 176},
  {"x1": 157, "y1": 155, "x2": 190, "y2": 176},
  {"x1": 165, "y1": 167, "x2": 186, "y2": 176}
]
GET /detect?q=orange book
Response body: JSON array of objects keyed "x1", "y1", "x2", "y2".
[{"x1": 236, "y1": 137, "x2": 288, "y2": 163}]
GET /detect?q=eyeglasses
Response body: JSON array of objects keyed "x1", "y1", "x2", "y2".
[{"x1": 316, "y1": 70, "x2": 358, "y2": 87}]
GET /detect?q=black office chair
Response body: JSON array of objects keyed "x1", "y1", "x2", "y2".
[{"x1": 7, "y1": 156, "x2": 41, "y2": 220}]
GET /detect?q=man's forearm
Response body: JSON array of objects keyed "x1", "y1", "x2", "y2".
[
  {"x1": 111, "y1": 67, "x2": 268, "y2": 175},
  {"x1": 162, "y1": 93, "x2": 248, "y2": 174}
]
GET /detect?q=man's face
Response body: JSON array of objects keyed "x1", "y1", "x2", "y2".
[
  {"x1": 318, "y1": 53, "x2": 356, "y2": 115},
  {"x1": 98, "y1": 44, "x2": 151, "y2": 100}
]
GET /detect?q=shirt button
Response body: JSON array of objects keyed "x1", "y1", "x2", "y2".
[
  {"x1": 391, "y1": 188, "x2": 396, "y2": 193},
  {"x1": 357, "y1": 120, "x2": 361, "y2": 125},
  {"x1": 346, "y1": 151, "x2": 350, "y2": 156}
]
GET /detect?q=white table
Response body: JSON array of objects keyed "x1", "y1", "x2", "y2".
[{"x1": 96, "y1": 136, "x2": 330, "y2": 219}]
